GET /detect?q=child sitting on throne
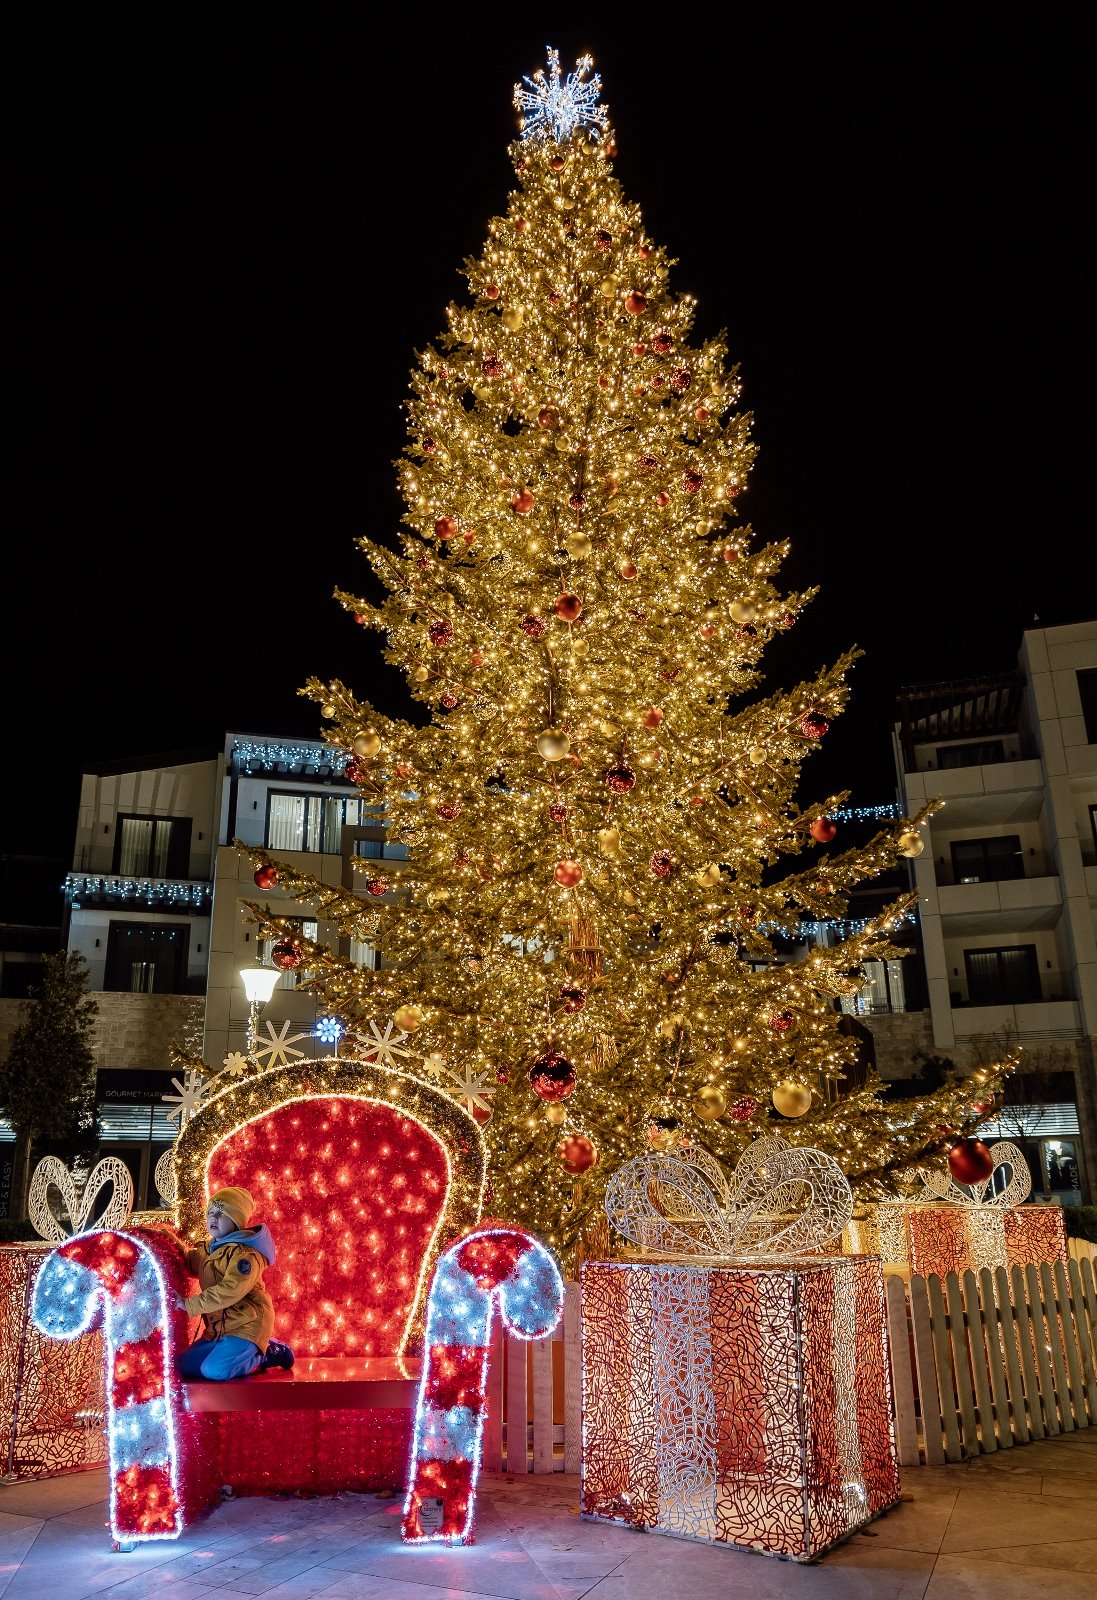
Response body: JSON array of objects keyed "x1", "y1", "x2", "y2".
[{"x1": 176, "y1": 1185, "x2": 295, "y2": 1380}]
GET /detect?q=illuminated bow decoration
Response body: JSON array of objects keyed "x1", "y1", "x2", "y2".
[
  {"x1": 605, "y1": 1134, "x2": 853, "y2": 1260},
  {"x1": 919, "y1": 1140, "x2": 1031, "y2": 1207},
  {"x1": 28, "y1": 1156, "x2": 135, "y2": 1243}
]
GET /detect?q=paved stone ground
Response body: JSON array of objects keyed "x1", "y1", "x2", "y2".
[{"x1": 2, "y1": 1432, "x2": 1096, "y2": 1600}]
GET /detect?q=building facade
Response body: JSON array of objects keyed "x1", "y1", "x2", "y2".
[{"x1": 893, "y1": 621, "x2": 1097, "y2": 1204}]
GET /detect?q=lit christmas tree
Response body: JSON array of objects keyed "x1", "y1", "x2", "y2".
[{"x1": 239, "y1": 50, "x2": 1016, "y2": 1264}]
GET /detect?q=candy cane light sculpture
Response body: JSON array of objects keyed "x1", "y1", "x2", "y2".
[
  {"x1": 30, "y1": 1229, "x2": 186, "y2": 1548},
  {"x1": 402, "y1": 1226, "x2": 564, "y2": 1546}
]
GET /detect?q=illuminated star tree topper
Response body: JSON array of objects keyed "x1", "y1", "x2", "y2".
[{"x1": 513, "y1": 47, "x2": 609, "y2": 143}]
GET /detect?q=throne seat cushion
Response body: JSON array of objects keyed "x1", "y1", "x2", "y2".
[{"x1": 182, "y1": 1353, "x2": 421, "y2": 1412}]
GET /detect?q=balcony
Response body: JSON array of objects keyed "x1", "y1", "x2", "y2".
[
  {"x1": 934, "y1": 874, "x2": 1062, "y2": 935},
  {"x1": 64, "y1": 874, "x2": 213, "y2": 915},
  {"x1": 949, "y1": 997, "x2": 1081, "y2": 1040}
]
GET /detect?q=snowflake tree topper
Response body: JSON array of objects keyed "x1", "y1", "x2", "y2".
[{"x1": 514, "y1": 48, "x2": 609, "y2": 144}]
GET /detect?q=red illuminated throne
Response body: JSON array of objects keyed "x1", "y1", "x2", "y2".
[{"x1": 166, "y1": 1057, "x2": 485, "y2": 1515}]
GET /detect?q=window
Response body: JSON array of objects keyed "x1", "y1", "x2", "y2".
[
  {"x1": 839, "y1": 958, "x2": 906, "y2": 1014},
  {"x1": 261, "y1": 918, "x2": 318, "y2": 989},
  {"x1": 963, "y1": 944, "x2": 1041, "y2": 1005},
  {"x1": 1079, "y1": 668, "x2": 1097, "y2": 744},
  {"x1": 104, "y1": 922, "x2": 189, "y2": 994},
  {"x1": 114, "y1": 815, "x2": 192, "y2": 878},
  {"x1": 350, "y1": 940, "x2": 379, "y2": 968},
  {"x1": 353, "y1": 836, "x2": 409, "y2": 861},
  {"x1": 936, "y1": 740, "x2": 1005, "y2": 770},
  {"x1": 266, "y1": 792, "x2": 374, "y2": 853},
  {"x1": 950, "y1": 835, "x2": 1024, "y2": 884}
]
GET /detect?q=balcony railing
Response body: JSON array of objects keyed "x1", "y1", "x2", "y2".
[{"x1": 63, "y1": 874, "x2": 213, "y2": 914}]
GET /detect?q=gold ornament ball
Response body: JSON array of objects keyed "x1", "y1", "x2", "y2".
[
  {"x1": 730, "y1": 599, "x2": 757, "y2": 625},
  {"x1": 413, "y1": 665, "x2": 430, "y2": 682},
  {"x1": 749, "y1": 746, "x2": 768, "y2": 765},
  {"x1": 393, "y1": 1004, "x2": 425, "y2": 1033},
  {"x1": 544, "y1": 1103, "x2": 567, "y2": 1125},
  {"x1": 352, "y1": 730, "x2": 382, "y2": 759},
  {"x1": 597, "y1": 826, "x2": 621, "y2": 857},
  {"x1": 693, "y1": 1085, "x2": 726, "y2": 1122},
  {"x1": 501, "y1": 306, "x2": 524, "y2": 331},
  {"x1": 599, "y1": 277, "x2": 618, "y2": 298},
  {"x1": 772, "y1": 1080, "x2": 813, "y2": 1118},
  {"x1": 694, "y1": 862, "x2": 721, "y2": 888},
  {"x1": 536, "y1": 728, "x2": 572, "y2": 761},
  {"x1": 321, "y1": 703, "x2": 336, "y2": 719},
  {"x1": 566, "y1": 532, "x2": 593, "y2": 559},
  {"x1": 898, "y1": 829, "x2": 925, "y2": 858}
]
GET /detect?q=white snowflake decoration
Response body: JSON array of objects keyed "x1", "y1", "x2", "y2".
[
  {"x1": 350, "y1": 1017, "x2": 418, "y2": 1071},
  {"x1": 445, "y1": 1062, "x2": 496, "y2": 1119},
  {"x1": 514, "y1": 49, "x2": 609, "y2": 144},
  {"x1": 162, "y1": 1068, "x2": 212, "y2": 1127},
  {"x1": 221, "y1": 1051, "x2": 251, "y2": 1078},
  {"x1": 252, "y1": 1019, "x2": 308, "y2": 1070}
]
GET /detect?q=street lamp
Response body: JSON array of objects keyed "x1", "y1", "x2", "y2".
[{"x1": 240, "y1": 963, "x2": 280, "y2": 1052}]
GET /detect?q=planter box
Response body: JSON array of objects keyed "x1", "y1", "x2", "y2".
[{"x1": 580, "y1": 1255, "x2": 900, "y2": 1562}]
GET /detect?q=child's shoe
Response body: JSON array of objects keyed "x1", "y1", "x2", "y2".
[{"x1": 263, "y1": 1339, "x2": 295, "y2": 1371}]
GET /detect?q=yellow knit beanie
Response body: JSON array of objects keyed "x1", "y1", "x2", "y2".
[{"x1": 208, "y1": 1186, "x2": 255, "y2": 1230}]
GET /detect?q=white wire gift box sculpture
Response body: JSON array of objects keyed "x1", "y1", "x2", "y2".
[
  {"x1": 582, "y1": 1134, "x2": 900, "y2": 1562},
  {"x1": 605, "y1": 1133, "x2": 854, "y2": 1261},
  {"x1": 847, "y1": 1140, "x2": 1069, "y2": 1276}
]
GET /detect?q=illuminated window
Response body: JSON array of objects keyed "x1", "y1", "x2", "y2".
[
  {"x1": 266, "y1": 791, "x2": 372, "y2": 852},
  {"x1": 114, "y1": 816, "x2": 191, "y2": 878},
  {"x1": 104, "y1": 923, "x2": 188, "y2": 994},
  {"x1": 261, "y1": 917, "x2": 318, "y2": 988}
]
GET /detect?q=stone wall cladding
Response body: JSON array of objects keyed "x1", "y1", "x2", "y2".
[{"x1": 0, "y1": 993, "x2": 204, "y2": 1073}]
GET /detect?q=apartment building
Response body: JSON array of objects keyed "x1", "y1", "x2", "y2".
[{"x1": 893, "y1": 621, "x2": 1097, "y2": 1204}]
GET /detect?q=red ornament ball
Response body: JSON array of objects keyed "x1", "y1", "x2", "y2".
[
  {"x1": 568, "y1": 492, "x2": 585, "y2": 511},
  {"x1": 671, "y1": 368, "x2": 692, "y2": 391},
  {"x1": 810, "y1": 817, "x2": 838, "y2": 844},
  {"x1": 434, "y1": 516, "x2": 458, "y2": 541},
  {"x1": 511, "y1": 489, "x2": 535, "y2": 514},
  {"x1": 537, "y1": 407, "x2": 559, "y2": 430},
  {"x1": 652, "y1": 332, "x2": 673, "y2": 354},
  {"x1": 768, "y1": 1009, "x2": 798, "y2": 1035},
  {"x1": 422, "y1": 437, "x2": 437, "y2": 454},
  {"x1": 555, "y1": 592, "x2": 583, "y2": 622},
  {"x1": 649, "y1": 851, "x2": 674, "y2": 878},
  {"x1": 428, "y1": 618, "x2": 454, "y2": 646},
  {"x1": 529, "y1": 1052, "x2": 577, "y2": 1102},
  {"x1": 439, "y1": 692, "x2": 459, "y2": 710},
  {"x1": 554, "y1": 859, "x2": 583, "y2": 888},
  {"x1": 728, "y1": 1096, "x2": 757, "y2": 1123},
  {"x1": 365, "y1": 878, "x2": 388, "y2": 897},
  {"x1": 521, "y1": 614, "x2": 547, "y2": 639},
  {"x1": 253, "y1": 865, "x2": 278, "y2": 890},
  {"x1": 800, "y1": 710, "x2": 830, "y2": 740},
  {"x1": 605, "y1": 763, "x2": 636, "y2": 793},
  {"x1": 947, "y1": 1138, "x2": 995, "y2": 1186},
  {"x1": 683, "y1": 469, "x2": 703, "y2": 494},
  {"x1": 594, "y1": 230, "x2": 613, "y2": 250},
  {"x1": 558, "y1": 984, "x2": 586, "y2": 1014},
  {"x1": 481, "y1": 355, "x2": 504, "y2": 378},
  {"x1": 271, "y1": 939, "x2": 303, "y2": 971},
  {"x1": 435, "y1": 802, "x2": 461, "y2": 821},
  {"x1": 548, "y1": 802, "x2": 569, "y2": 822},
  {"x1": 637, "y1": 453, "x2": 660, "y2": 474},
  {"x1": 343, "y1": 758, "x2": 363, "y2": 784},
  {"x1": 557, "y1": 1134, "x2": 598, "y2": 1174},
  {"x1": 625, "y1": 291, "x2": 647, "y2": 315}
]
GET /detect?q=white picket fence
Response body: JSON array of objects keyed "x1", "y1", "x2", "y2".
[{"x1": 490, "y1": 1239, "x2": 1097, "y2": 1473}]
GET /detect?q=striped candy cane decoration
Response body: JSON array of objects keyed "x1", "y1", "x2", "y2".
[
  {"x1": 402, "y1": 1226, "x2": 564, "y2": 1545},
  {"x1": 30, "y1": 1229, "x2": 186, "y2": 1545}
]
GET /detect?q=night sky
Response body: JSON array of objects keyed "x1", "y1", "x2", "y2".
[{"x1": 7, "y1": 16, "x2": 1090, "y2": 862}]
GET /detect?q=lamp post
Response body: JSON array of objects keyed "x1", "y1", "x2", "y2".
[{"x1": 240, "y1": 964, "x2": 280, "y2": 1053}]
